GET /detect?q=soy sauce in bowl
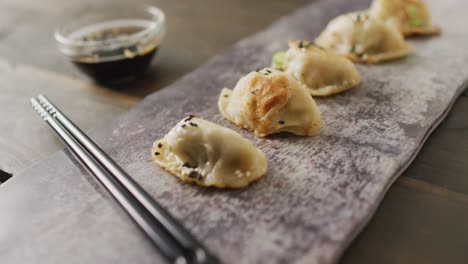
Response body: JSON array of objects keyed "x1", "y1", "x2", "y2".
[{"x1": 55, "y1": 5, "x2": 165, "y2": 84}]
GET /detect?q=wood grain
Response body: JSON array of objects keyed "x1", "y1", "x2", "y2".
[
  {"x1": 342, "y1": 177, "x2": 468, "y2": 264},
  {"x1": 0, "y1": 0, "x2": 309, "y2": 97},
  {"x1": 0, "y1": 59, "x2": 137, "y2": 175}
]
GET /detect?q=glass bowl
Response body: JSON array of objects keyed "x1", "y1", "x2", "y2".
[{"x1": 55, "y1": 4, "x2": 166, "y2": 84}]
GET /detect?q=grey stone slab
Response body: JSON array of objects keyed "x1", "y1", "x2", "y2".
[{"x1": 0, "y1": 0, "x2": 467, "y2": 263}]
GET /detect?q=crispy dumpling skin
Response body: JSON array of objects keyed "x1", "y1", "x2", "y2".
[
  {"x1": 152, "y1": 116, "x2": 267, "y2": 189},
  {"x1": 218, "y1": 68, "x2": 321, "y2": 137},
  {"x1": 315, "y1": 12, "x2": 413, "y2": 64},
  {"x1": 272, "y1": 41, "x2": 361, "y2": 96},
  {"x1": 369, "y1": 0, "x2": 440, "y2": 36}
]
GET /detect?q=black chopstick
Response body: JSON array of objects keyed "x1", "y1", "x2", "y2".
[
  {"x1": 30, "y1": 96, "x2": 220, "y2": 264},
  {"x1": 36, "y1": 95, "x2": 216, "y2": 263},
  {"x1": 30, "y1": 98, "x2": 186, "y2": 262}
]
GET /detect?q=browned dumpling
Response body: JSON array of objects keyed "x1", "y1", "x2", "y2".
[
  {"x1": 315, "y1": 12, "x2": 413, "y2": 64},
  {"x1": 218, "y1": 68, "x2": 321, "y2": 138},
  {"x1": 369, "y1": 0, "x2": 440, "y2": 36},
  {"x1": 152, "y1": 116, "x2": 268, "y2": 189},
  {"x1": 272, "y1": 41, "x2": 361, "y2": 96}
]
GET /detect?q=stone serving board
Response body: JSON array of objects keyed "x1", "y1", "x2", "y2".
[{"x1": 1, "y1": 0, "x2": 467, "y2": 263}]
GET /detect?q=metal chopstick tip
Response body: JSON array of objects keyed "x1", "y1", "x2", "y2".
[
  {"x1": 37, "y1": 94, "x2": 58, "y2": 116},
  {"x1": 30, "y1": 98, "x2": 48, "y2": 120},
  {"x1": 37, "y1": 94, "x2": 57, "y2": 117}
]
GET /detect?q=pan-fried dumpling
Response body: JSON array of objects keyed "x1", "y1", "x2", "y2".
[
  {"x1": 152, "y1": 116, "x2": 267, "y2": 189},
  {"x1": 315, "y1": 12, "x2": 413, "y2": 64},
  {"x1": 272, "y1": 40, "x2": 361, "y2": 96},
  {"x1": 218, "y1": 68, "x2": 321, "y2": 137},
  {"x1": 369, "y1": 0, "x2": 440, "y2": 36}
]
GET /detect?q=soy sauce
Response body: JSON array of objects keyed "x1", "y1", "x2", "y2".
[
  {"x1": 69, "y1": 23, "x2": 159, "y2": 83},
  {"x1": 72, "y1": 48, "x2": 158, "y2": 84}
]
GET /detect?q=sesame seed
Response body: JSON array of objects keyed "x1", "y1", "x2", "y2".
[
  {"x1": 278, "y1": 120, "x2": 285, "y2": 125},
  {"x1": 189, "y1": 122, "x2": 198, "y2": 127},
  {"x1": 182, "y1": 124, "x2": 186, "y2": 128},
  {"x1": 184, "y1": 115, "x2": 196, "y2": 122},
  {"x1": 188, "y1": 171, "x2": 199, "y2": 179},
  {"x1": 154, "y1": 152, "x2": 160, "y2": 156},
  {"x1": 224, "y1": 94, "x2": 229, "y2": 98},
  {"x1": 157, "y1": 143, "x2": 163, "y2": 148}
]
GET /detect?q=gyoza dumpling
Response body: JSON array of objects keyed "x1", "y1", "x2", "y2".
[
  {"x1": 272, "y1": 40, "x2": 361, "y2": 96},
  {"x1": 218, "y1": 68, "x2": 321, "y2": 137},
  {"x1": 369, "y1": 0, "x2": 440, "y2": 36},
  {"x1": 315, "y1": 12, "x2": 413, "y2": 64},
  {"x1": 152, "y1": 116, "x2": 267, "y2": 189}
]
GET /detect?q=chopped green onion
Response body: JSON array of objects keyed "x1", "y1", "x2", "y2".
[
  {"x1": 356, "y1": 14, "x2": 361, "y2": 22},
  {"x1": 406, "y1": 4, "x2": 422, "y2": 27},
  {"x1": 272, "y1": 51, "x2": 286, "y2": 70},
  {"x1": 298, "y1": 41, "x2": 312, "y2": 49}
]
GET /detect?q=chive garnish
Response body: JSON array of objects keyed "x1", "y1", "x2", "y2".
[
  {"x1": 407, "y1": 4, "x2": 422, "y2": 27},
  {"x1": 272, "y1": 51, "x2": 286, "y2": 70}
]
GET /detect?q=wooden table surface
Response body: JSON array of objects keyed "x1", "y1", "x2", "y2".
[{"x1": 0, "y1": 0, "x2": 467, "y2": 263}]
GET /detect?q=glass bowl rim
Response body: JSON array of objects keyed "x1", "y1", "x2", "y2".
[{"x1": 54, "y1": 4, "x2": 165, "y2": 49}]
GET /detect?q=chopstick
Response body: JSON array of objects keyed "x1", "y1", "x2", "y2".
[
  {"x1": 30, "y1": 98, "x2": 186, "y2": 262},
  {"x1": 36, "y1": 95, "x2": 211, "y2": 261},
  {"x1": 30, "y1": 95, "x2": 220, "y2": 264}
]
